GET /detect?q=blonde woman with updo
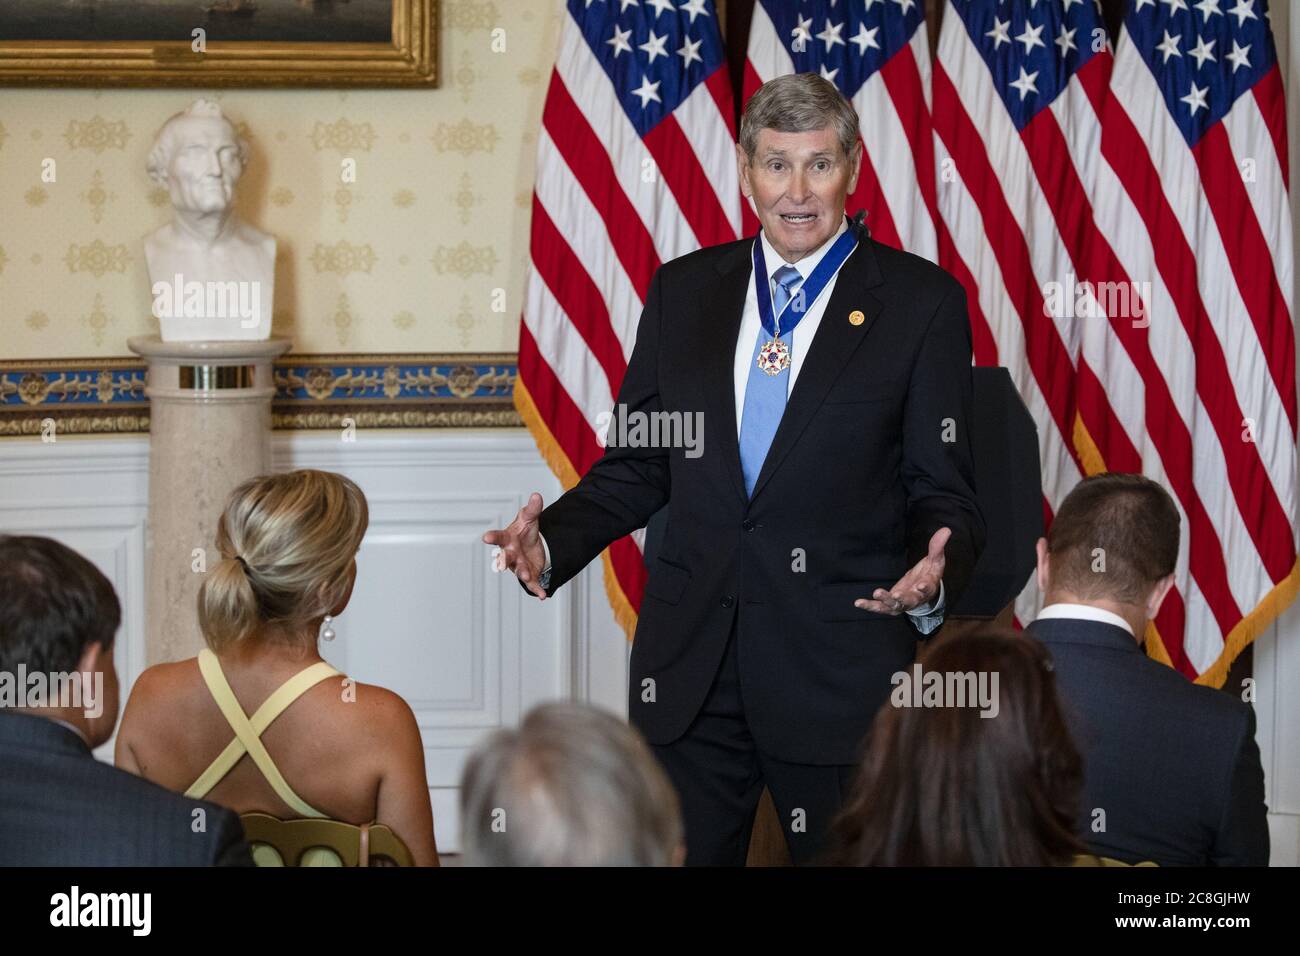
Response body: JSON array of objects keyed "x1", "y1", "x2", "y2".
[{"x1": 115, "y1": 469, "x2": 439, "y2": 866}]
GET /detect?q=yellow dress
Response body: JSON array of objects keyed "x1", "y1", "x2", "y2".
[{"x1": 185, "y1": 648, "x2": 346, "y2": 867}]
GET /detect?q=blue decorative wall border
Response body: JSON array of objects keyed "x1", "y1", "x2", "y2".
[{"x1": 0, "y1": 354, "x2": 521, "y2": 436}]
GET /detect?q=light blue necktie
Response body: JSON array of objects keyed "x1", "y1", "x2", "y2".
[{"x1": 739, "y1": 264, "x2": 802, "y2": 498}]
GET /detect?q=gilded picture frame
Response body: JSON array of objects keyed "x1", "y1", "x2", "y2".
[{"x1": 0, "y1": 0, "x2": 437, "y2": 88}]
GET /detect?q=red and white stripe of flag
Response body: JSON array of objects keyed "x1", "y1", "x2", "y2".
[
  {"x1": 1087, "y1": 17, "x2": 1298, "y2": 683},
  {"x1": 517, "y1": 2, "x2": 743, "y2": 635}
]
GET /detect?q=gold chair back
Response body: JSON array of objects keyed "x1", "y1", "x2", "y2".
[{"x1": 239, "y1": 812, "x2": 415, "y2": 867}]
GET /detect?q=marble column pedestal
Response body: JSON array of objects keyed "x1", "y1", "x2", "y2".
[{"x1": 127, "y1": 335, "x2": 292, "y2": 665}]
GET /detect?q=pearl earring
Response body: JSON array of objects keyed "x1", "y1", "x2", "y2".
[{"x1": 320, "y1": 614, "x2": 336, "y2": 642}]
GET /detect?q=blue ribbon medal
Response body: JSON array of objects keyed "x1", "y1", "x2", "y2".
[{"x1": 751, "y1": 224, "x2": 858, "y2": 376}]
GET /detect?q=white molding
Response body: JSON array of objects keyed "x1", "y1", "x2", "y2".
[{"x1": 0, "y1": 436, "x2": 150, "y2": 761}]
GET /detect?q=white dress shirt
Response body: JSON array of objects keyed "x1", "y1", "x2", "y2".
[
  {"x1": 732, "y1": 215, "x2": 849, "y2": 424},
  {"x1": 1035, "y1": 602, "x2": 1135, "y2": 637}
]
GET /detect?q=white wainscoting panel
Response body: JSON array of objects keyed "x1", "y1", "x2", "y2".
[{"x1": 0, "y1": 436, "x2": 150, "y2": 763}]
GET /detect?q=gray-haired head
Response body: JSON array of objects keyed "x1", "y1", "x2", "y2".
[
  {"x1": 739, "y1": 72, "x2": 860, "y2": 164},
  {"x1": 459, "y1": 702, "x2": 683, "y2": 867},
  {"x1": 146, "y1": 99, "x2": 249, "y2": 186}
]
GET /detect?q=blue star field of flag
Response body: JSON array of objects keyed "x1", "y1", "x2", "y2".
[
  {"x1": 950, "y1": 0, "x2": 1108, "y2": 131},
  {"x1": 568, "y1": 0, "x2": 728, "y2": 137},
  {"x1": 757, "y1": 0, "x2": 927, "y2": 98},
  {"x1": 1123, "y1": 0, "x2": 1277, "y2": 147}
]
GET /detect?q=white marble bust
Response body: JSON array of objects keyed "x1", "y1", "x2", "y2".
[{"x1": 144, "y1": 99, "x2": 275, "y2": 341}]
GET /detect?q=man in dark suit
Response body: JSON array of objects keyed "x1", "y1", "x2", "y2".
[
  {"x1": 1026, "y1": 473, "x2": 1269, "y2": 866},
  {"x1": 486, "y1": 74, "x2": 984, "y2": 864},
  {"x1": 0, "y1": 535, "x2": 251, "y2": 866}
]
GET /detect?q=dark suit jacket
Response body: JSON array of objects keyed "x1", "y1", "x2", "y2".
[
  {"x1": 0, "y1": 712, "x2": 252, "y2": 866},
  {"x1": 538, "y1": 230, "x2": 985, "y2": 764},
  {"x1": 1027, "y1": 617, "x2": 1269, "y2": 866}
]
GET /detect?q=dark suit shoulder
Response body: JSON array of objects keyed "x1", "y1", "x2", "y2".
[
  {"x1": 1033, "y1": 622, "x2": 1263, "y2": 864},
  {"x1": 67, "y1": 754, "x2": 248, "y2": 860},
  {"x1": 0, "y1": 737, "x2": 248, "y2": 866},
  {"x1": 660, "y1": 235, "x2": 751, "y2": 280},
  {"x1": 1043, "y1": 622, "x2": 1253, "y2": 748},
  {"x1": 868, "y1": 240, "x2": 964, "y2": 305},
  {"x1": 1131, "y1": 651, "x2": 1254, "y2": 729}
]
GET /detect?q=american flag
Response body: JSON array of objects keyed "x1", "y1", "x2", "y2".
[
  {"x1": 1091, "y1": 0, "x2": 1296, "y2": 683},
  {"x1": 518, "y1": 0, "x2": 1296, "y2": 679},
  {"x1": 932, "y1": 1, "x2": 1101, "y2": 635},
  {"x1": 744, "y1": 0, "x2": 939, "y2": 258},
  {"x1": 931, "y1": 0, "x2": 1296, "y2": 684},
  {"x1": 515, "y1": 0, "x2": 743, "y2": 635}
]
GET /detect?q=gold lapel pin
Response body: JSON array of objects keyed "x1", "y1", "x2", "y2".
[{"x1": 848, "y1": 310, "x2": 865, "y2": 326}]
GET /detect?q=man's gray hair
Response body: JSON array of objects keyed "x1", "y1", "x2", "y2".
[
  {"x1": 146, "y1": 99, "x2": 249, "y2": 186},
  {"x1": 459, "y1": 702, "x2": 683, "y2": 866},
  {"x1": 739, "y1": 72, "x2": 860, "y2": 162}
]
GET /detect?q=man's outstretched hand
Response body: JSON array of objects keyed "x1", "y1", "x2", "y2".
[
  {"x1": 483, "y1": 492, "x2": 549, "y2": 600},
  {"x1": 854, "y1": 527, "x2": 950, "y2": 616}
]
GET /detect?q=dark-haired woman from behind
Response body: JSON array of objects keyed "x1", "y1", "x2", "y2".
[
  {"x1": 115, "y1": 468, "x2": 438, "y2": 866},
  {"x1": 826, "y1": 628, "x2": 1086, "y2": 867}
]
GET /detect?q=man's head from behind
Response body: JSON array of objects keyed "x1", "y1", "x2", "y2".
[
  {"x1": 737, "y1": 72, "x2": 862, "y2": 264},
  {"x1": 0, "y1": 535, "x2": 121, "y2": 746},
  {"x1": 459, "y1": 702, "x2": 683, "y2": 866},
  {"x1": 1037, "y1": 473, "x2": 1180, "y2": 636}
]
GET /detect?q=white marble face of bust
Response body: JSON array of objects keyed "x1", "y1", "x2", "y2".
[{"x1": 163, "y1": 116, "x2": 244, "y2": 216}]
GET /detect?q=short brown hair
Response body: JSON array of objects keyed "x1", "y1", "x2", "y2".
[
  {"x1": 739, "y1": 72, "x2": 860, "y2": 163},
  {"x1": 1046, "y1": 473, "x2": 1179, "y2": 604},
  {"x1": 0, "y1": 535, "x2": 120, "y2": 675}
]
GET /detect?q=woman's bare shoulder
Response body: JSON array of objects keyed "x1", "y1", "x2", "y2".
[
  {"x1": 310, "y1": 677, "x2": 420, "y2": 746},
  {"x1": 125, "y1": 658, "x2": 203, "y2": 712},
  {"x1": 117, "y1": 659, "x2": 207, "y2": 760}
]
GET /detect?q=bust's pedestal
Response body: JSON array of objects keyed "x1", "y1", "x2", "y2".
[{"x1": 128, "y1": 335, "x2": 292, "y2": 664}]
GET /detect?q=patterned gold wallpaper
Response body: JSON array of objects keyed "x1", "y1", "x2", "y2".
[{"x1": 0, "y1": 0, "x2": 560, "y2": 360}]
